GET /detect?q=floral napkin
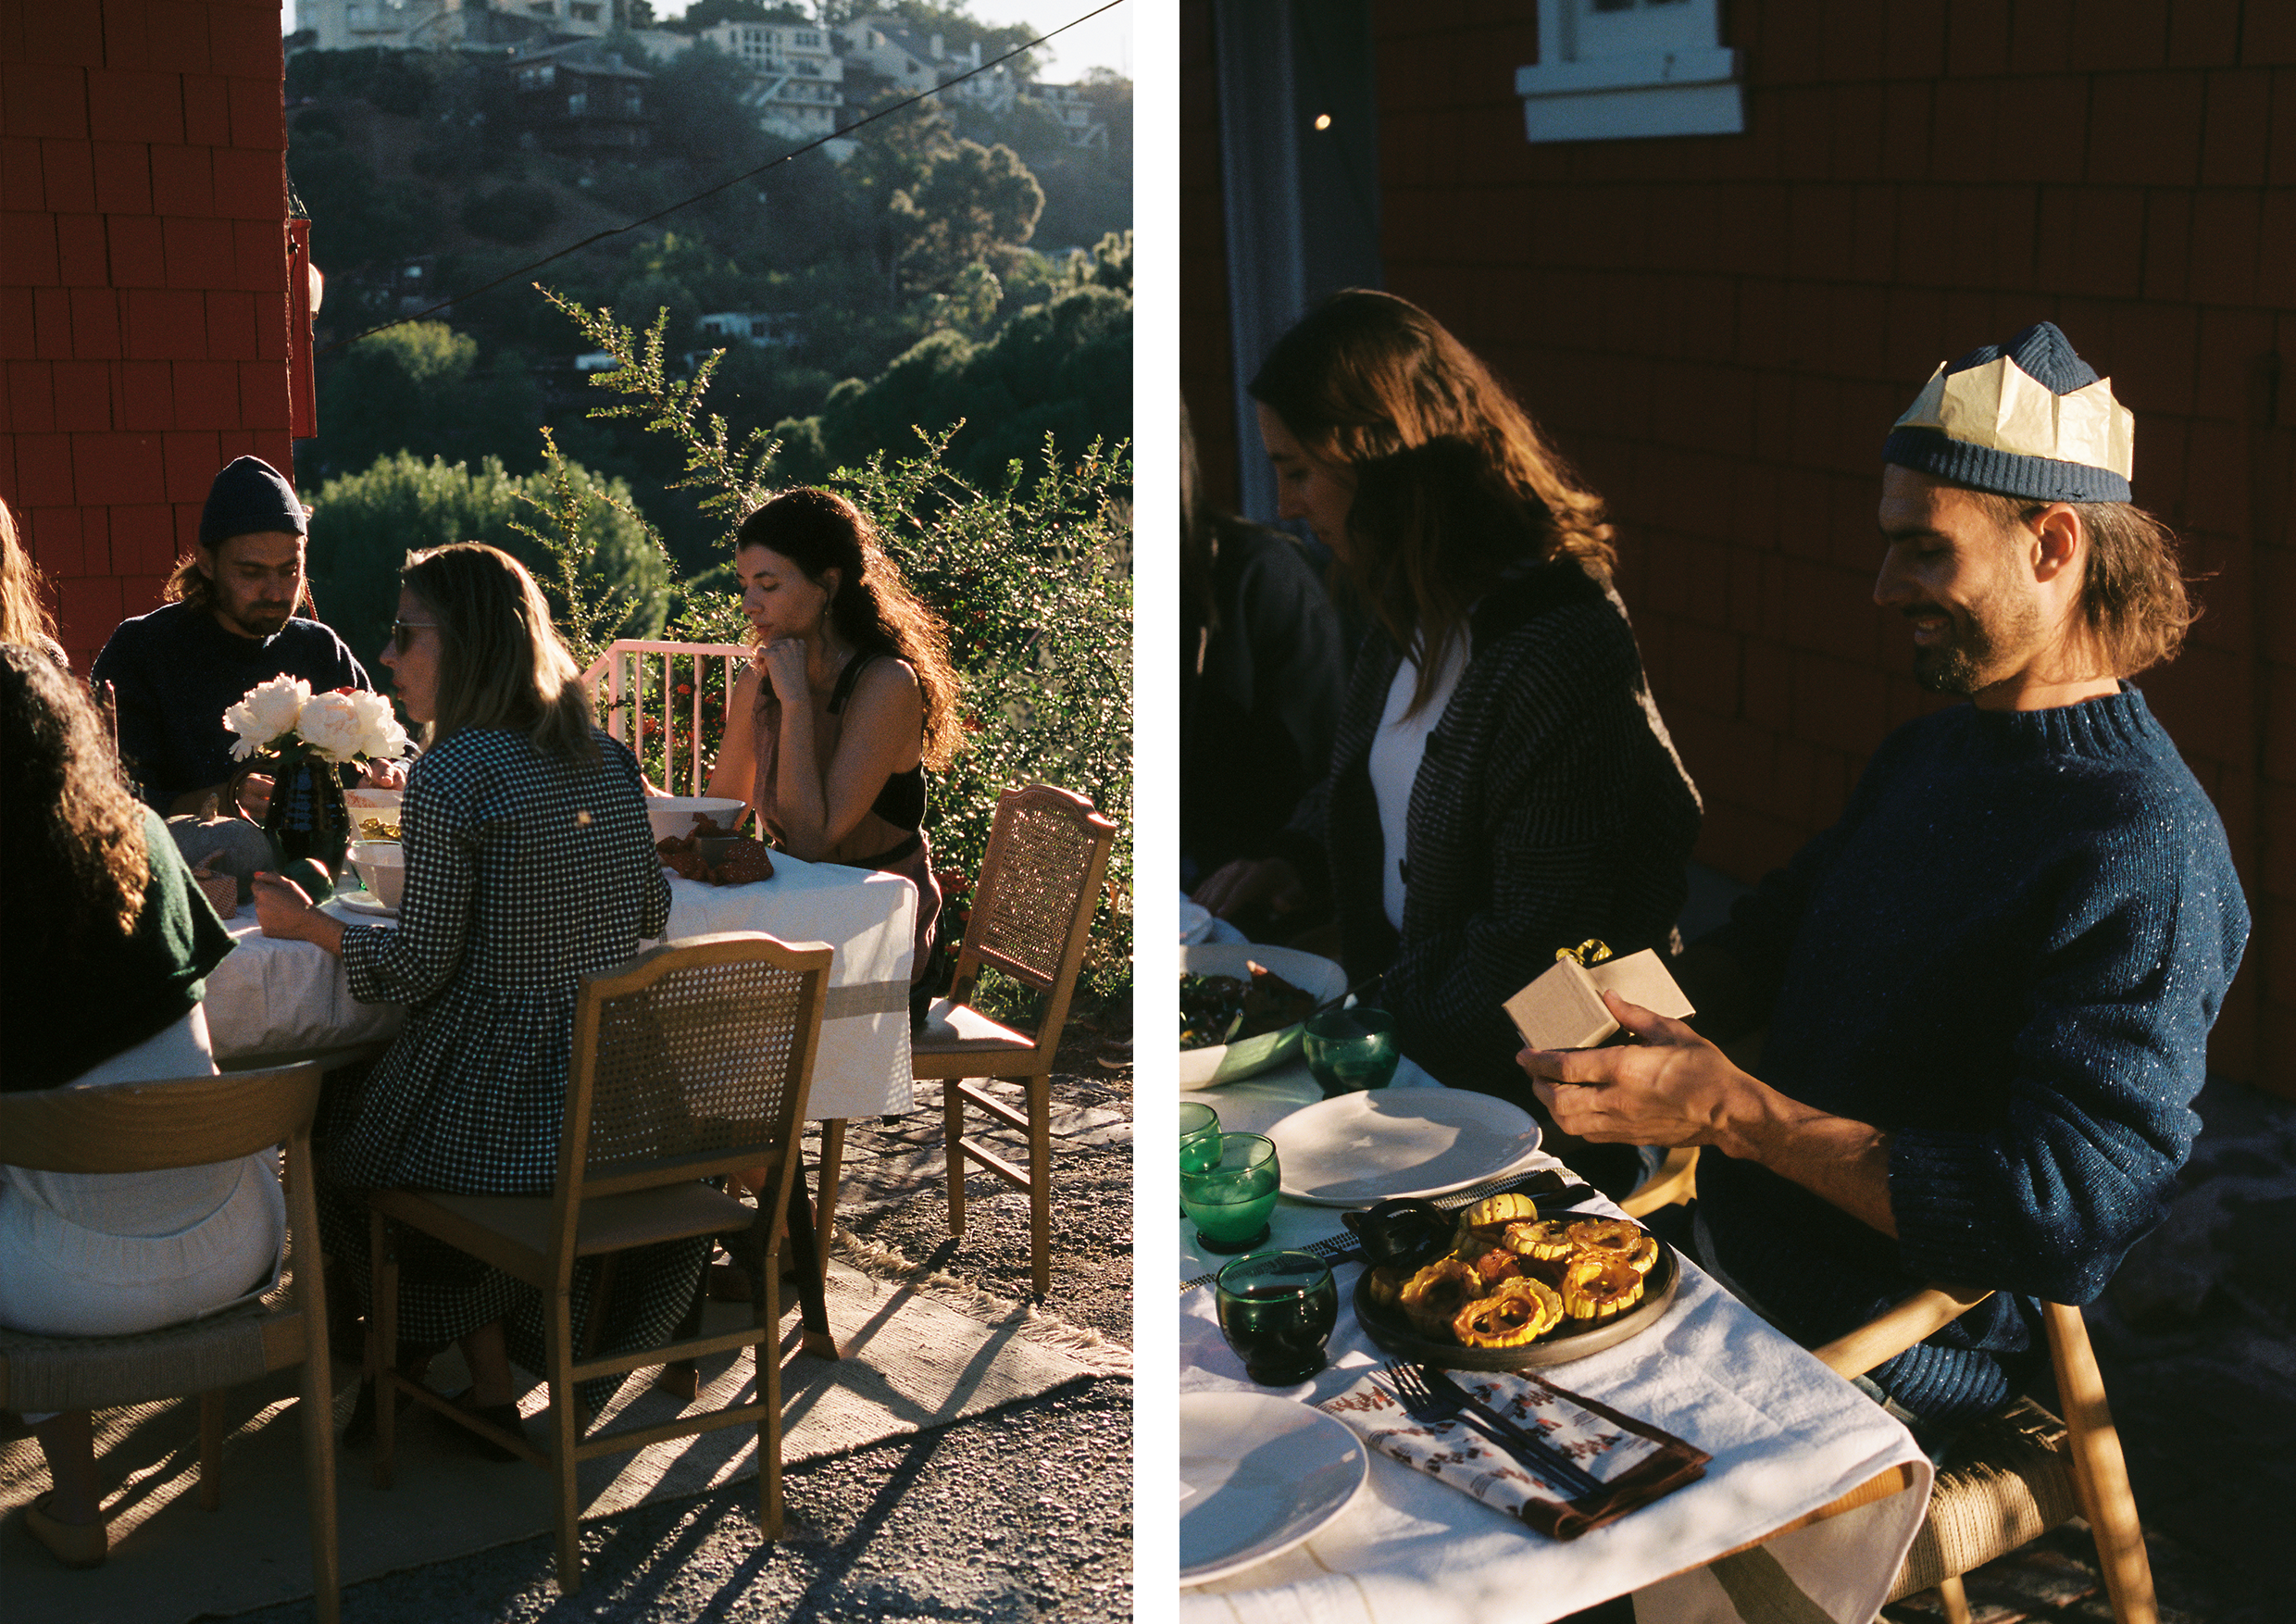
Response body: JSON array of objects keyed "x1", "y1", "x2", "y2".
[{"x1": 1321, "y1": 1368, "x2": 1710, "y2": 1541}]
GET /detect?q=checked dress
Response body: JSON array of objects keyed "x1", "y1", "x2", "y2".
[{"x1": 321, "y1": 727, "x2": 681, "y2": 1400}]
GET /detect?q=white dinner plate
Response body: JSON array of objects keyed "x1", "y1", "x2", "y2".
[
  {"x1": 331, "y1": 893, "x2": 398, "y2": 918},
  {"x1": 1179, "y1": 1391, "x2": 1367, "y2": 1585},
  {"x1": 1267, "y1": 1089, "x2": 1544, "y2": 1205}
]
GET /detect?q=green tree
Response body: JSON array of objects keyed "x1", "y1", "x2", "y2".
[
  {"x1": 892, "y1": 136, "x2": 1043, "y2": 293},
  {"x1": 307, "y1": 322, "x2": 546, "y2": 483},
  {"x1": 306, "y1": 450, "x2": 669, "y2": 693}
]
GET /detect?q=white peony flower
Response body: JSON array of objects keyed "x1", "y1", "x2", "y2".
[
  {"x1": 345, "y1": 688, "x2": 411, "y2": 761},
  {"x1": 296, "y1": 689, "x2": 369, "y2": 763},
  {"x1": 223, "y1": 676, "x2": 311, "y2": 760}
]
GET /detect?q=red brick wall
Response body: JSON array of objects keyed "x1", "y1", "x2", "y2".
[
  {"x1": 1180, "y1": 0, "x2": 1240, "y2": 516},
  {"x1": 1185, "y1": 3, "x2": 2293, "y2": 1090},
  {"x1": 1, "y1": 0, "x2": 295, "y2": 671}
]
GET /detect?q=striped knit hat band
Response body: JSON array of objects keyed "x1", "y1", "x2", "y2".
[{"x1": 1881, "y1": 321, "x2": 2134, "y2": 504}]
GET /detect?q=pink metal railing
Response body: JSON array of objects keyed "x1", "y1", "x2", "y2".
[{"x1": 580, "y1": 639, "x2": 752, "y2": 795}]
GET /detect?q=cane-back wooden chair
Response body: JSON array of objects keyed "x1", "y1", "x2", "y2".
[
  {"x1": 365, "y1": 932, "x2": 831, "y2": 1594},
  {"x1": 888, "y1": 783, "x2": 1117, "y2": 1296},
  {"x1": 0, "y1": 1063, "x2": 340, "y2": 1622}
]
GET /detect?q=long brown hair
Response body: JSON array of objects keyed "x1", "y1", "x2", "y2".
[
  {"x1": 735, "y1": 488, "x2": 963, "y2": 771},
  {"x1": 401, "y1": 543, "x2": 600, "y2": 765},
  {"x1": 1, "y1": 498, "x2": 62, "y2": 653},
  {"x1": 1250, "y1": 290, "x2": 1618, "y2": 714},
  {"x1": 1, "y1": 644, "x2": 151, "y2": 951},
  {"x1": 1971, "y1": 493, "x2": 2195, "y2": 680}
]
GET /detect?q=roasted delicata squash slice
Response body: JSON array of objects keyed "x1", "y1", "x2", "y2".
[
  {"x1": 1458, "y1": 1191, "x2": 1541, "y2": 1230},
  {"x1": 1502, "y1": 1218, "x2": 1581, "y2": 1261},
  {"x1": 1400, "y1": 1257, "x2": 1482, "y2": 1337},
  {"x1": 1561, "y1": 1253, "x2": 1647, "y2": 1321},
  {"x1": 1566, "y1": 1217, "x2": 1662, "y2": 1275},
  {"x1": 1365, "y1": 1265, "x2": 1406, "y2": 1309},
  {"x1": 1453, "y1": 1277, "x2": 1565, "y2": 1347}
]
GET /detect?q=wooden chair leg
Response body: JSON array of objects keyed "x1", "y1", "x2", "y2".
[
  {"x1": 369, "y1": 1208, "x2": 398, "y2": 1492},
  {"x1": 760, "y1": 1250, "x2": 784, "y2": 1538},
  {"x1": 299, "y1": 1332, "x2": 343, "y2": 1624},
  {"x1": 198, "y1": 1391, "x2": 226, "y2": 1510},
  {"x1": 1937, "y1": 1573, "x2": 1974, "y2": 1624},
  {"x1": 1025, "y1": 1073, "x2": 1052, "y2": 1297},
  {"x1": 943, "y1": 1080, "x2": 967, "y2": 1238},
  {"x1": 2045, "y1": 1301, "x2": 2159, "y2": 1624},
  {"x1": 814, "y1": 1117, "x2": 845, "y2": 1281},
  {"x1": 546, "y1": 1291, "x2": 582, "y2": 1593}
]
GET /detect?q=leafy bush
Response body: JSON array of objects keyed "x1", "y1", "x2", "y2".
[
  {"x1": 305, "y1": 449, "x2": 669, "y2": 709},
  {"x1": 530, "y1": 293, "x2": 1132, "y2": 1007}
]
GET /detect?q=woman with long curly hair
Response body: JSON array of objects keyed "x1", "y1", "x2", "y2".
[
  {"x1": 255, "y1": 543, "x2": 673, "y2": 1453},
  {"x1": 705, "y1": 487, "x2": 962, "y2": 1019},
  {"x1": 1193, "y1": 292, "x2": 1702, "y2": 1183},
  {"x1": 0, "y1": 646, "x2": 273, "y2": 1568}
]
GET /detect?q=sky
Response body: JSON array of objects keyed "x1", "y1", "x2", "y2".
[{"x1": 281, "y1": 2, "x2": 1130, "y2": 84}]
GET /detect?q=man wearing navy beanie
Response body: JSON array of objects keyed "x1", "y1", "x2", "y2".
[
  {"x1": 94, "y1": 456, "x2": 396, "y2": 815},
  {"x1": 1520, "y1": 323, "x2": 2250, "y2": 1445}
]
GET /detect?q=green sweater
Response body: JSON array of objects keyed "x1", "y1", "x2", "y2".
[{"x1": 2, "y1": 809, "x2": 237, "y2": 1093}]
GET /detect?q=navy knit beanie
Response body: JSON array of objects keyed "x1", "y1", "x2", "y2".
[
  {"x1": 199, "y1": 456, "x2": 308, "y2": 547},
  {"x1": 1882, "y1": 321, "x2": 2134, "y2": 504}
]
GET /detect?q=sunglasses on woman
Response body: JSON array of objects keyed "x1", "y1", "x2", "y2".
[{"x1": 391, "y1": 620, "x2": 437, "y2": 655}]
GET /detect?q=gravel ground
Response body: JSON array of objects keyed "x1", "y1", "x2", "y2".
[{"x1": 215, "y1": 1027, "x2": 1133, "y2": 1624}]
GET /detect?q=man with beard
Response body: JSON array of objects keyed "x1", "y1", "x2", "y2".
[
  {"x1": 1516, "y1": 322, "x2": 2249, "y2": 1447},
  {"x1": 94, "y1": 456, "x2": 396, "y2": 815}
]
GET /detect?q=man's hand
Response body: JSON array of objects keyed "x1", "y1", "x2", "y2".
[
  {"x1": 1192, "y1": 856, "x2": 1305, "y2": 921},
  {"x1": 1517, "y1": 991, "x2": 1752, "y2": 1149},
  {"x1": 232, "y1": 772, "x2": 274, "y2": 821},
  {"x1": 1518, "y1": 991, "x2": 1900, "y2": 1236},
  {"x1": 360, "y1": 756, "x2": 409, "y2": 790}
]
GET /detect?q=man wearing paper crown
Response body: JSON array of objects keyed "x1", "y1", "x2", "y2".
[
  {"x1": 1518, "y1": 321, "x2": 2250, "y2": 1443},
  {"x1": 92, "y1": 456, "x2": 404, "y2": 816}
]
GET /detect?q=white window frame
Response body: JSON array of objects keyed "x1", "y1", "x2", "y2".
[{"x1": 1515, "y1": 0, "x2": 1743, "y2": 143}]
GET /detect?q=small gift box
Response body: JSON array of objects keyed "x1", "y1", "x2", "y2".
[{"x1": 1503, "y1": 944, "x2": 1693, "y2": 1051}]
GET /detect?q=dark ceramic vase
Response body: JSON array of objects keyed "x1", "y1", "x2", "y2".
[{"x1": 263, "y1": 756, "x2": 351, "y2": 875}]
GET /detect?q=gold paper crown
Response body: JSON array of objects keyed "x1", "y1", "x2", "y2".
[{"x1": 1892, "y1": 354, "x2": 2134, "y2": 480}]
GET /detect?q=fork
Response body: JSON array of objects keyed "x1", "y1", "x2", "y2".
[{"x1": 1379, "y1": 1361, "x2": 1603, "y2": 1499}]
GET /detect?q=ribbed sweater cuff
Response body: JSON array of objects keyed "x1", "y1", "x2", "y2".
[{"x1": 1886, "y1": 1128, "x2": 2001, "y2": 1283}]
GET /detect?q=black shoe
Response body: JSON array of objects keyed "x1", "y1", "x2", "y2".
[{"x1": 446, "y1": 1391, "x2": 524, "y2": 1462}]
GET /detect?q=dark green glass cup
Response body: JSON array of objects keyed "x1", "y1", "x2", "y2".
[
  {"x1": 1180, "y1": 1131, "x2": 1279, "y2": 1254},
  {"x1": 1303, "y1": 1006, "x2": 1402, "y2": 1095},
  {"x1": 1216, "y1": 1250, "x2": 1339, "y2": 1384}
]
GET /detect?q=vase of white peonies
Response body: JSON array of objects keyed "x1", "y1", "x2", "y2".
[{"x1": 225, "y1": 676, "x2": 410, "y2": 875}]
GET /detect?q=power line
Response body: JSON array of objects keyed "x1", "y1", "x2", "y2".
[{"x1": 313, "y1": 1, "x2": 1126, "y2": 359}]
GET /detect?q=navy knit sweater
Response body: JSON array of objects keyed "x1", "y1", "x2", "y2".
[
  {"x1": 1699, "y1": 686, "x2": 2248, "y2": 1427},
  {"x1": 92, "y1": 601, "x2": 372, "y2": 812}
]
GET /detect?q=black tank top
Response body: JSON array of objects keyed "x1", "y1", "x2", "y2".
[{"x1": 829, "y1": 652, "x2": 927, "y2": 832}]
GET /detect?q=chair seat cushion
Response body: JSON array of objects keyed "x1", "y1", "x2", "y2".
[
  {"x1": 914, "y1": 998, "x2": 1034, "y2": 1056},
  {"x1": 1888, "y1": 1395, "x2": 2081, "y2": 1602},
  {"x1": 0, "y1": 1280, "x2": 293, "y2": 1413}
]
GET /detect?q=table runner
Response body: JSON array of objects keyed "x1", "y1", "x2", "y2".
[
  {"x1": 1178, "y1": 1060, "x2": 1931, "y2": 1624},
  {"x1": 199, "y1": 851, "x2": 916, "y2": 1120}
]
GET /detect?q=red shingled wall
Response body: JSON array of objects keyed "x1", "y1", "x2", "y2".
[
  {"x1": 1365, "y1": 0, "x2": 2294, "y2": 1093},
  {"x1": 1182, "y1": 2, "x2": 2294, "y2": 1093},
  {"x1": 0, "y1": 0, "x2": 294, "y2": 672}
]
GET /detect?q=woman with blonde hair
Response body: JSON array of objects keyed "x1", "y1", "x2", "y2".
[
  {"x1": 1, "y1": 497, "x2": 69, "y2": 667},
  {"x1": 1194, "y1": 291, "x2": 1701, "y2": 1182},
  {"x1": 256, "y1": 542, "x2": 673, "y2": 1451},
  {"x1": 705, "y1": 487, "x2": 961, "y2": 1021}
]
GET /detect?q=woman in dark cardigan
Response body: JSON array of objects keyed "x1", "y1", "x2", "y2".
[{"x1": 1195, "y1": 291, "x2": 1702, "y2": 1186}]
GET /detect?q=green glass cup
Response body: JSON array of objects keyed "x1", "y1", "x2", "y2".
[
  {"x1": 1179, "y1": 1101, "x2": 1222, "y2": 1173},
  {"x1": 1303, "y1": 1006, "x2": 1402, "y2": 1095},
  {"x1": 1217, "y1": 1250, "x2": 1340, "y2": 1385},
  {"x1": 1180, "y1": 1132, "x2": 1280, "y2": 1254}
]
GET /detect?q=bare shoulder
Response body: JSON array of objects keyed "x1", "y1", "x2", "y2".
[{"x1": 854, "y1": 655, "x2": 921, "y2": 701}]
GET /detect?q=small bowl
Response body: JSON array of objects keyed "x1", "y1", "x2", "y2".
[
  {"x1": 646, "y1": 796, "x2": 748, "y2": 843},
  {"x1": 346, "y1": 840, "x2": 405, "y2": 908}
]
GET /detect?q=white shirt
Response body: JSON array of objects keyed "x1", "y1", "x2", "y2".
[{"x1": 1366, "y1": 634, "x2": 1470, "y2": 932}]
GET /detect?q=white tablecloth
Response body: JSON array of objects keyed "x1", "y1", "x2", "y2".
[
  {"x1": 1179, "y1": 1061, "x2": 1932, "y2": 1624},
  {"x1": 201, "y1": 850, "x2": 917, "y2": 1120}
]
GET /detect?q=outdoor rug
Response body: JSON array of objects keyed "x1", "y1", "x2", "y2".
[{"x1": 0, "y1": 1249, "x2": 1129, "y2": 1623}]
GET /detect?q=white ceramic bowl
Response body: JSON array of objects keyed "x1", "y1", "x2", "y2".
[
  {"x1": 646, "y1": 796, "x2": 748, "y2": 843},
  {"x1": 347, "y1": 840, "x2": 406, "y2": 908},
  {"x1": 1178, "y1": 943, "x2": 1349, "y2": 1091},
  {"x1": 343, "y1": 787, "x2": 404, "y2": 812}
]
